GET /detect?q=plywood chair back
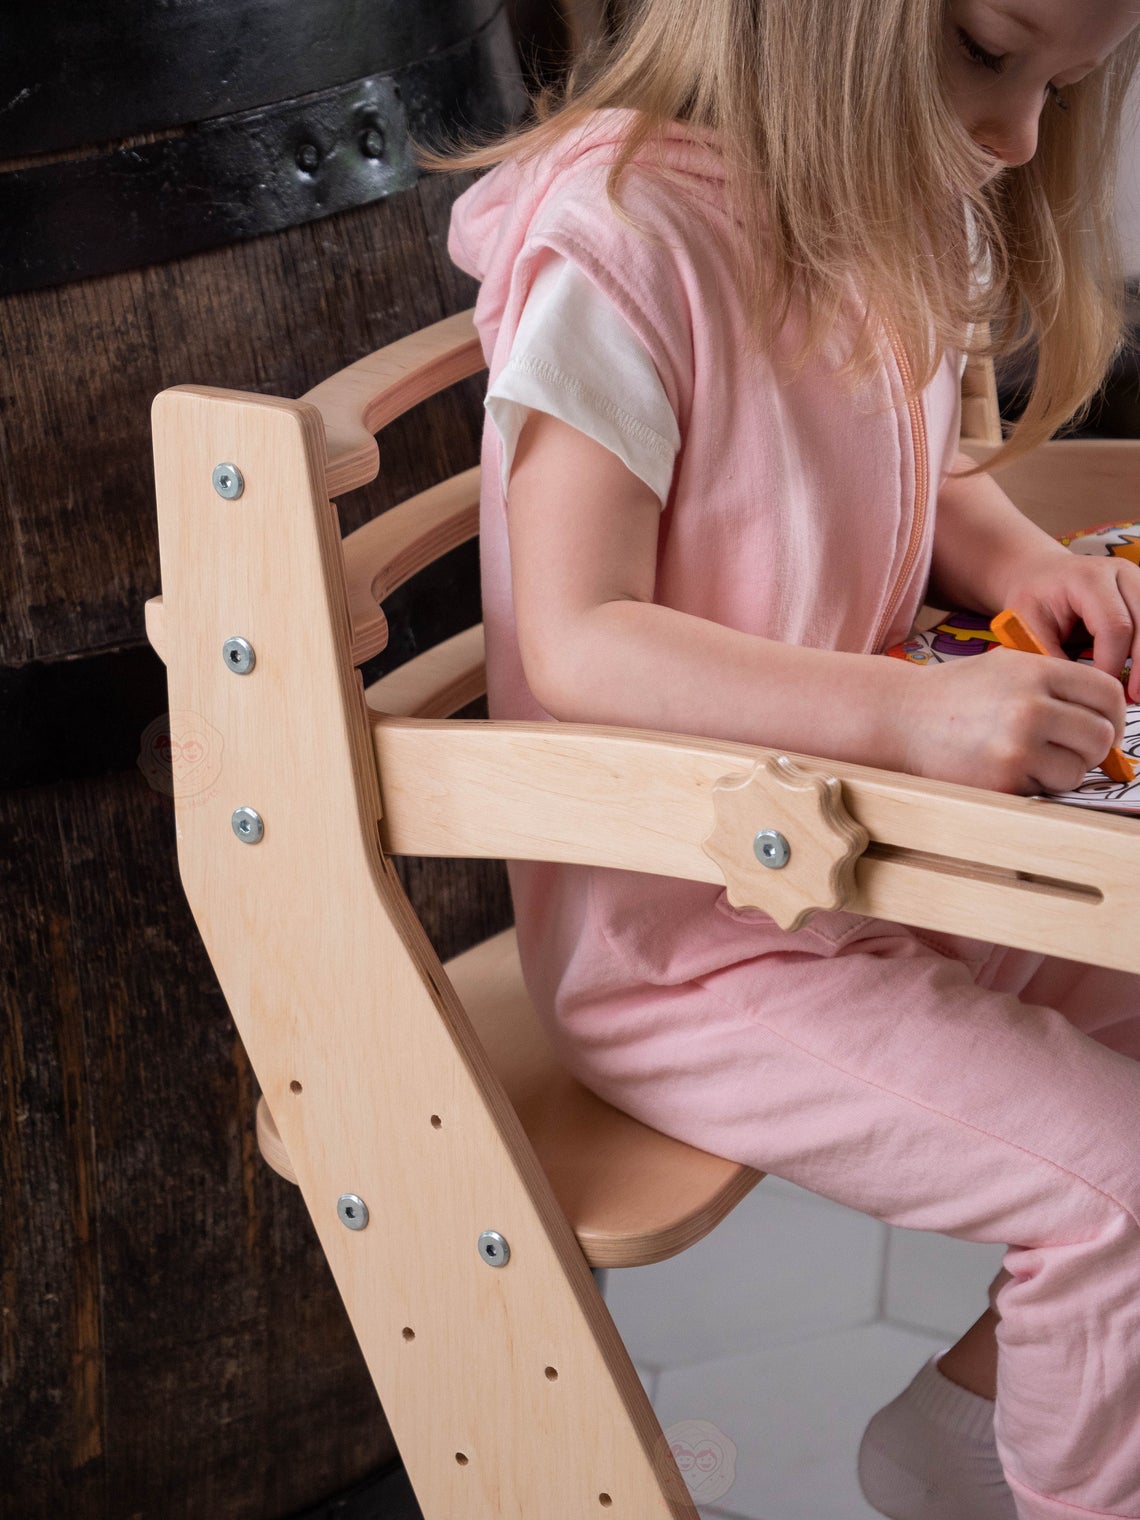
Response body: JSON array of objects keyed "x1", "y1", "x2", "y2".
[
  {"x1": 145, "y1": 311, "x2": 783, "y2": 1520},
  {"x1": 961, "y1": 342, "x2": 1003, "y2": 446}
]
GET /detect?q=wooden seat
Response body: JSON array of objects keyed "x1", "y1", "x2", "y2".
[
  {"x1": 257, "y1": 924, "x2": 763, "y2": 1268},
  {"x1": 145, "y1": 309, "x2": 1140, "y2": 1519}
]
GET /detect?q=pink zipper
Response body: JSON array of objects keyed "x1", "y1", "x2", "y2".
[{"x1": 871, "y1": 321, "x2": 930, "y2": 652}]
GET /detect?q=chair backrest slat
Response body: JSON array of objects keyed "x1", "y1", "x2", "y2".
[
  {"x1": 303, "y1": 311, "x2": 485, "y2": 498},
  {"x1": 343, "y1": 466, "x2": 480, "y2": 664},
  {"x1": 364, "y1": 624, "x2": 486, "y2": 718}
]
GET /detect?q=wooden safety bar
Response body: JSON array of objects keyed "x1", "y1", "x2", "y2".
[{"x1": 367, "y1": 715, "x2": 1137, "y2": 972}]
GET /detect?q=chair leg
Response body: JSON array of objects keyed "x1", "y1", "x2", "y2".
[{"x1": 591, "y1": 1265, "x2": 609, "y2": 1299}]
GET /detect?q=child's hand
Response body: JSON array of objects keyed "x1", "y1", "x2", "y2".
[
  {"x1": 998, "y1": 548, "x2": 1140, "y2": 703},
  {"x1": 901, "y1": 646, "x2": 1127, "y2": 795}
]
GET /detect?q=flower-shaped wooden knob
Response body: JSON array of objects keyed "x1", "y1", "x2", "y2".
[{"x1": 701, "y1": 755, "x2": 868, "y2": 931}]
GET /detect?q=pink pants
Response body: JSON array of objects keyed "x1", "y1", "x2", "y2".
[{"x1": 547, "y1": 921, "x2": 1140, "y2": 1518}]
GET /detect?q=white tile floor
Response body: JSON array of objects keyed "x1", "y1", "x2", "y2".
[{"x1": 600, "y1": 1173, "x2": 1006, "y2": 1520}]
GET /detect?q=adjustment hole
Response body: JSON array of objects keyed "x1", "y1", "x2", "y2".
[
  {"x1": 289, "y1": 1080, "x2": 303, "y2": 1094},
  {"x1": 544, "y1": 1366, "x2": 558, "y2": 1380},
  {"x1": 430, "y1": 1114, "x2": 442, "y2": 1128},
  {"x1": 455, "y1": 1452, "x2": 468, "y2": 1466},
  {"x1": 598, "y1": 1494, "x2": 612, "y2": 1507},
  {"x1": 402, "y1": 1326, "x2": 415, "y2": 1341}
]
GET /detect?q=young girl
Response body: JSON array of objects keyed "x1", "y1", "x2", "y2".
[{"x1": 441, "y1": 2, "x2": 1140, "y2": 1516}]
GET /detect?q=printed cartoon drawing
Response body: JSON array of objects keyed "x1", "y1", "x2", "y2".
[
  {"x1": 886, "y1": 612, "x2": 998, "y2": 664},
  {"x1": 1060, "y1": 520, "x2": 1140, "y2": 568},
  {"x1": 930, "y1": 611, "x2": 999, "y2": 659}
]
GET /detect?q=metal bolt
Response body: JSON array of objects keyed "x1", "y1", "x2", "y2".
[
  {"x1": 361, "y1": 126, "x2": 385, "y2": 159},
  {"x1": 212, "y1": 463, "x2": 244, "y2": 500},
  {"x1": 337, "y1": 1194, "x2": 369, "y2": 1231},
  {"x1": 222, "y1": 637, "x2": 255, "y2": 674},
  {"x1": 296, "y1": 142, "x2": 320, "y2": 173},
  {"x1": 478, "y1": 1230, "x2": 510, "y2": 1267},
  {"x1": 231, "y1": 806, "x2": 264, "y2": 844},
  {"x1": 753, "y1": 829, "x2": 790, "y2": 869}
]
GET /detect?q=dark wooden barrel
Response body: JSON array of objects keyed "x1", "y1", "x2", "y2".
[{"x1": 0, "y1": 6, "x2": 526, "y2": 1517}]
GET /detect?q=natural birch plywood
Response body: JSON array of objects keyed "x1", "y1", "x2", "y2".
[
  {"x1": 364, "y1": 622, "x2": 487, "y2": 719},
  {"x1": 961, "y1": 436, "x2": 1140, "y2": 537},
  {"x1": 960, "y1": 346, "x2": 1002, "y2": 445},
  {"x1": 302, "y1": 311, "x2": 484, "y2": 497},
  {"x1": 703, "y1": 755, "x2": 869, "y2": 930},
  {"x1": 368, "y1": 716, "x2": 1140, "y2": 976},
  {"x1": 341, "y1": 466, "x2": 480, "y2": 665},
  {"x1": 255, "y1": 924, "x2": 765, "y2": 1268},
  {"x1": 149, "y1": 384, "x2": 701, "y2": 1519}
]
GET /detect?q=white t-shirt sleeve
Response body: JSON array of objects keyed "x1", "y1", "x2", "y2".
[{"x1": 486, "y1": 254, "x2": 680, "y2": 509}]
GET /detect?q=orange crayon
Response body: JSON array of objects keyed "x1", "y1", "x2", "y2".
[{"x1": 990, "y1": 610, "x2": 1135, "y2": 784}]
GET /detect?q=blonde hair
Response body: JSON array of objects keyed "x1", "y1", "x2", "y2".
[{"x1": 427, "y1": 0, "x2": 1140, "y2": 466}]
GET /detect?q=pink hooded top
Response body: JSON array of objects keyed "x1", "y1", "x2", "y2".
[{"x1": 447, "y1": 110, "x2": 964, "y2": 1033}]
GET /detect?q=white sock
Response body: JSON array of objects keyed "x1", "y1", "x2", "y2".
[{"x1": 857, "y1": 1351, "x2": 1018, "y2": 1520}]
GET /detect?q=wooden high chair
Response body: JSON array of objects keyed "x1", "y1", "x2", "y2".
[{"x1": 145, "y1": 311, "x2": 1140, "y2": 1519}]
